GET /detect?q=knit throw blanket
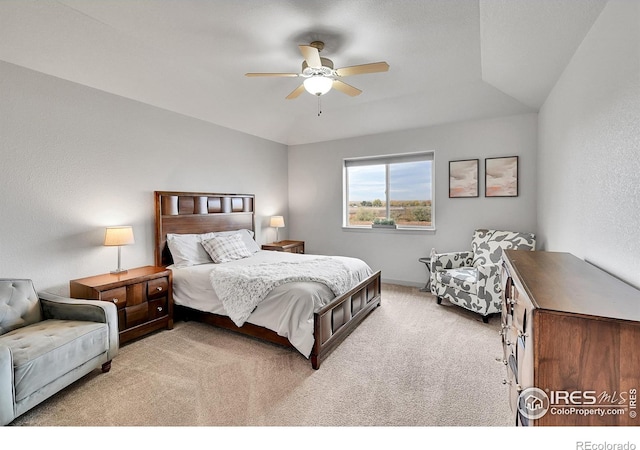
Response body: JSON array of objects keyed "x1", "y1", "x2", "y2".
[{"x1": 209, "y1": 257, "x2": 356, "y2": 327}]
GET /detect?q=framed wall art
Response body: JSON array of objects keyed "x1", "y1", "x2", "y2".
[
  {"x1": 449, "y1": 159, "x2": 479, "y2": 198},
  {"x1": 485, "y1": 156, "x2": 518, "y2": 197}
]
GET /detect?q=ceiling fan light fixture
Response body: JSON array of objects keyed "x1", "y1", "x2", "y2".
[
  {"x1": 245, "y1": 40, "x2": 389, "y2": 101},
  {"x1": 303, "y1": 76, "x2": 333, "y2": 96}
]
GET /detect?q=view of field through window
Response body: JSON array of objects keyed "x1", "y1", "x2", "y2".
[{"x1": 347, "y1": 160, "x2": 432, "y2": 227}]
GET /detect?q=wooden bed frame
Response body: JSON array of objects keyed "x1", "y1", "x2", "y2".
[{"x1": 154, "y1": 191, "x2": 382, "y2": 369}]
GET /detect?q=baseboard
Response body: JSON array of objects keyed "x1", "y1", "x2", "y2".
[{"x1": 380, "y1": 278, "x2": 424, "y2": 288}]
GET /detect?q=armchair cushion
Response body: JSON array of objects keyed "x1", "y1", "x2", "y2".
[
  {"x1": 1, "y1": 319, "x2": 108, "y2": 403},
  {"x1": 435, "y1": 267, "x2": 478, "y2": 295},
  {"x1": 429, "y1": 250, "x2": 474, "y2": 291}
]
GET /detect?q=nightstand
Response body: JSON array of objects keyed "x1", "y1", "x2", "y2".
[
  {"x1": 261, "y1": 240, "x2": 305, "y2": 254},
  {"x1": 70, "y1": 265, "x2": 173, "y2": 344}
]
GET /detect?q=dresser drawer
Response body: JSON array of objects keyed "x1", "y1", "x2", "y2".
[
  {"x1": 147, "y1": 277, "x2": 169, "y2": 299},
  {"x1": 100, "y1": 287, "x2": 127, "y2": 308},
  {"x1": 507, "y1": 356, "x2": 521, "y2": 413}
]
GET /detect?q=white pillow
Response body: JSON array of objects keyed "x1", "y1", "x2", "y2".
[
  {"x1": 166, "y1": 229, "x2": 259, "y2": 267},
  {"x1": 166, "y1": 233, "x2": 213, "y2": 268},
  {"x1": 201, "y1": 234, "x2": 253, "y2": 263},
  {"x1": 211, "y1": 229, "x2": 260, "y2": 253}
]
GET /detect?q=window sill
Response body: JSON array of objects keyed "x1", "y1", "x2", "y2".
[{"x1": 342, "y1": 226, "x2": 436, "y2": 234}]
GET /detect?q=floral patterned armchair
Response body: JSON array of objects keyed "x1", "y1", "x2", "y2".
[{"x1": 430, "y1": 229, "x2": 536, "y2": 322}]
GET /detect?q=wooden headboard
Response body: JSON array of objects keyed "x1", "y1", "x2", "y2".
[{"x1": 154, "y1": 191, "x2": 255, "y2": 267}]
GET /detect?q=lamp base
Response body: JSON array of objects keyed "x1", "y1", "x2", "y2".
[{"x1": 110, "y1": 268, "x2": 128, "y2": 275}]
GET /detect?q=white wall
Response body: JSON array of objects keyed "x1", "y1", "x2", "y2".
[
  {"x1": 0, "y1": 61, "x2": 288, "y2": 294},
  {"x1": 538, "y1": 0, "x2": 640, "y2": 288},
  {"x1": 288, "y1": 113, "x2": 538, "y2": 286}
]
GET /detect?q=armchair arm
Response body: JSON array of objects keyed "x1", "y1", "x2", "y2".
[
  {"x1": 38, "y1": 292, "x2": 119, "y2": 361},
  {"x1": 430, "y1": 250, "x2": 474, "y2": 272},
  {"x1": 0, "y1": 346, "x2": 14, "y2": 426},
  {"x1": 476, "y1": 263, "x2": 502, "y2": 308},
  {"x1": 430, "y1": 250, "x2": 474, "y2": 292}
]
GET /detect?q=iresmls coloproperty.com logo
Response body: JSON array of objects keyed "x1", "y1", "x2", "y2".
[
  {"x1": 518, "y1": 387, "x2": 638, "y2": 420},
  {"x1": 518, "y1": 387, "x2": 550, "y2": 420}
]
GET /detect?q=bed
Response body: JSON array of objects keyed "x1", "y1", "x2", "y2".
[{"x1": 154, "y1": 191, "x2": 382, "y2": 369}]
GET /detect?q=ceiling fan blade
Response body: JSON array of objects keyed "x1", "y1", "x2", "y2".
[
  {"x1": 332, "y1": 80, "x2": 362, "y2": 97},
  {"x1": 299, "y1": 45, "x2": 322, "y2": 68},
  {"x1": 285, "y1": 84, "x2": 306, "y2": 100},
  {"x1": 335, "y1": 62, "x2": 389, "y2": 77},
  {"x1": 245, "y1": 72, "x2": 299, "y2": 77}
]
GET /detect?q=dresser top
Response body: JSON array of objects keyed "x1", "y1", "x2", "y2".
[
  {"x1": 70, "y1": 265, "x2": 170, "y2": 289},
  {"x1": 504, "y1": 250, "x2": 640, "y2": 322}
]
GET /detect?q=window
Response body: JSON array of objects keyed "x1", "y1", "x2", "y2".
[{"x1": 344, "y1": 151, "x2": 434, "y2": 229}]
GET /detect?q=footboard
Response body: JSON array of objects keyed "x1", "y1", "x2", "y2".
[{"x1": 311, "y1": 270, "x2": 382, "y2": 369}]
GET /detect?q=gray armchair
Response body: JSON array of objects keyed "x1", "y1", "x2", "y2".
[
  {"x1": 430, "y1": 229, "x2": 536, "y2": 322},
  {"x1": 0, "y1": 279, "x2": 118, "y2": 425}
]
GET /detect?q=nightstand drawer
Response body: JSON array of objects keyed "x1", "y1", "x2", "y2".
[
  {"x1": 147, "y1": 277, "x2": 169, "y2": 299},
  {"x1": 101, "y1": 287, "x2": 127, "y2": 308},
  {"x1": 117, "y1": 310, "x2": 126, "y2": 332},
  {"x1": 148, "y1": 297, "x2": 168, "y2": 319},
  {"x1": 125, "y1": 303, "x2": 149, "y2": 328}
]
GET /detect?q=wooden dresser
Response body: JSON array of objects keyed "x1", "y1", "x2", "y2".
[
  {"x1": 500, "y1": 250, "x2": 640, "y2": 426},
  {"x1": 70, "y1": 266, "x2": 173, "y2": 344}
]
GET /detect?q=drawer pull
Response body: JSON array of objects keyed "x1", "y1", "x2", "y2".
[
  {"x1": 157, "y1": 307, "x2": 163, "y2": 312},
  {"x1": 112, "y1": 298, "x2": 118, "y2": 303},
  {"x1": 502, "y1": 380, "x2": 523, "y2": 392},
  {"x1": 156, "y1": 287, "x2": 163, "y2": 292}
]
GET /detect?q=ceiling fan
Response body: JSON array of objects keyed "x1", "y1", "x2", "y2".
[{"x1": 245, "y1": 41, "x2": 389, "y2": 100}]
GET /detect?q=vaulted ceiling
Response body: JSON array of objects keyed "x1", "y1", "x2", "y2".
[{"x1": 0, "y1": 0, "x2": 608, "y2": 145}]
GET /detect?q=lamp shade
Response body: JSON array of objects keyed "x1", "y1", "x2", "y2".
[
  {"x1": 269, "y1": 216, "x2": 285, "y2": 228},
  {"x1": 303, "y1": 76, "x2": 333, "y2": 96},
  {"x1": 104, "y1": 226, "x2": 135, "y2": 246}
]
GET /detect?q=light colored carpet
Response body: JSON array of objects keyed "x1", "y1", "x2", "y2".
[{"x1": 10, "y1": 284, "x2": 512, "y2": 427}]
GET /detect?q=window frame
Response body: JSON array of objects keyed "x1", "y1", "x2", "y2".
[{"x1": 343, "y1": 151, "x2": 435, "y2": 231}]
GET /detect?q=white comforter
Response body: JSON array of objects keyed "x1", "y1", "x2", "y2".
[{"x1": 170, "y1": 250, "x2": 373, "y2": 358}]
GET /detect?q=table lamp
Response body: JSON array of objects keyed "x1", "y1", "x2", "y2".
[
  {"x1": 104, "y1": 226, "x2": 135, "y2": 274},
  {"x1": 269, "y1": 216, "x2": 285, "y2": 242}
]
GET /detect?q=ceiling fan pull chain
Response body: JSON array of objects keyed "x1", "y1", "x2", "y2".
[{"x1": 317, "y1": 95, "x2": 322, "y2": 116}]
